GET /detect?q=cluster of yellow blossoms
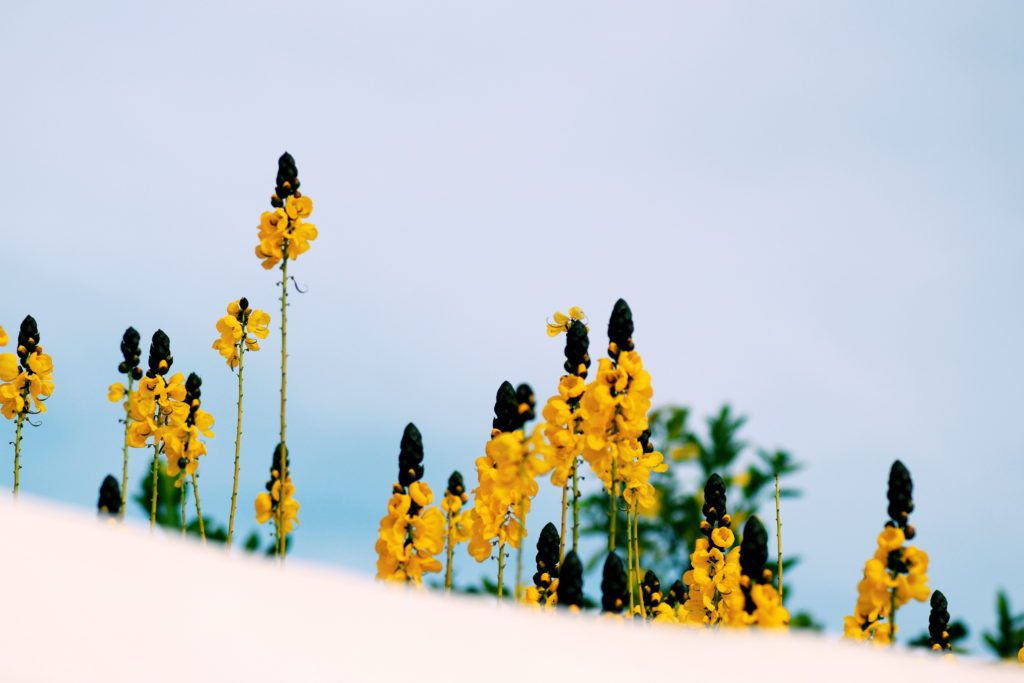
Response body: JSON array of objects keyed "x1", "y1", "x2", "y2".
[
  {"x1": 540, "y1": 307, "x2": 588, "y2": 490},
  {"x1": 375, "y1": 423, "x2": 445, "y2": 583},
  {"x1": 442, "y1": 471, "x2": 470, "y2": 590},
  {"x1": 162, "y1": 373, "x2": 215, "y2": 484},
  {"x1": 255, "y1": 444, "x2": 301, "y2": 544},
  {"x1": 467, "y1": 382, "x2": 550, "y2": 566},
  {"x1": 212, "y1": 298, "x2": 270, "y2": 368},
  {"x1": 580, "y1": 300, "x2": 665, "y2": 513},
  {"x1": 0, "y1": 317, "x2": 54, "y2": 420},
  {"x1": 255, "y1": 152, "x2": 317, "y2": 270},
  {"x1": 844, "y1": 461, "x2": 929, "y2": 644}
]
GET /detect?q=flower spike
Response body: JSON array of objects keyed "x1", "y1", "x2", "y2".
[
  {"x1": 601, "y1": 552, "x2": 627, "y2": 614},
  {"x1": 97, "y1": 475, "x2": 121, "y2": 515},
  {"x1": 557, "y1": 551, "x2": 584, "y2": 609}
]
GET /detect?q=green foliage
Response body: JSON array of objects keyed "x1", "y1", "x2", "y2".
[
  {"x1": 133, "y1": 464, "x2": 280, "y2": 555},
  {"x1": 982, "y1": 590, "x2": 1024, "y2": 659}
]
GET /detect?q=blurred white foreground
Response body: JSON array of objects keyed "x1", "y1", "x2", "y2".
[{"x1": 2, "y1": 496, "x2": 1019, "y2": 682}]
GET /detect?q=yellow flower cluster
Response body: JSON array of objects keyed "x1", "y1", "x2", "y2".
[
  {"x1": 844, "y1": 460, "x2": 929, "y2": 644},
  {"x1": 441, "y1": 474, "x2": 470, "y2": 548},
  {"x1": 255, "y1": 194, "x2": 318, "y2": 270},
  {"x1": 376, "y1": 424, "x2": 444, "y2": 584},
  {"x1": 376, "y1": 481, "x2": 445, "y2": 583},
  {"x1": 467, "y1": 425, "x2": 550, "y2": 561},
  {"x1": 0, "y1": 317, "x2": 54, "y2": 420},
  {"x1": 163, "y1": 373, "x2": 215, "y2": 484},
  {"x1": 122, "y1": 372, "x2": 187, "y2": 449},
  {"x1": 681, "y1": 533, "x2": 744, "y2": 625},
  {"x1": 540, "y1": 307, "x2": 588, "y2": 488},
  {"x1": 255, "y1": 444, "x2": 301, "y2": 536},
  {"x1": 843, "y1": 526, "x2": 930, "y2": 643},
  {"x1": 212, "y1": 298, "x2": 270, "y2": 368},
  {"x1": 580, "y1": 349, "x2": 664, "y2": 509}
]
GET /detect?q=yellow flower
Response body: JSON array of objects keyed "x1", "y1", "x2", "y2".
[
  {"x1": 255, "y1": 492, "x2": 273, "y2": 524},
  {"x1": 0, "y1": 326, "x2": 7, "y2": 346},
  {"x1": 0, "y1": 354, "x2": 19, "y2": 382},
  {"x1": 107, "y1": 382, "x2": 126, "y2": 403},
  {"x1": 711, "y1": 527, "x2": 735, "y2": 549},
  {"x1": 1018, "y1": 644, "x2": 1023, "y2": 664}
]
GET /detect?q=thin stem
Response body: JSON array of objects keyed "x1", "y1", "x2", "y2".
[
  {"x1": 889, "y1": 580, "x2": 898, "y2": 645},
  {"x1": 633, "y1": 506, "x2": 646, "y2": 619},
  {"x1": 775, "y1": 474, "x2": 783, "y2": 600},
  {"x1": 120, "y1": 374, "x2": 135, "y2": 513},
  {"x1": 572, "y1": 457, "x2": 580, "y2": 553},
  {"x1": 608, "y1": 460, "x2": 617, "y2": 551},
  {"x1": 444, "y1": 508, "x2": 454, "y2": 592},
  {"x1": 191, "y1": 471, "x2": 205, "y2": 542},
  {"x1": 180, "y1": 476, "x2": 187, "y2": 535},
  {"x1": 627, "y1": 505, "x2": 635, "y2": 614},
  {"x1": 227, "y1": 344, "x2": 245, "y2": 549},
  {"x1": 13, "y1": 409, "x2": 25, "y2": 497},
  {"x1": 559, "y1": 480, "x2": 568, "y2": 563},
  {"x1": 496, "y1": 540, "x2": 506, "y2": 600},
  {"x1": 149, "y1": 442, "x2": 160, "y2": 528},
  {"x1": 277, "y1": 252, "x2": 289, "y2": 560}
]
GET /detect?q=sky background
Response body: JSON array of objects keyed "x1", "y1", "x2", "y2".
[{"x1": 3, "y1": 0, "x2": 1024, "y2": 652}]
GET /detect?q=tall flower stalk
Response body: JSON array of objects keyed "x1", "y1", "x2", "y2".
[
  {"x1": 541, "y1": 306, "x2": 590, "y2": 561},
  {"x1": 466, "y1": 382, "x2": 549, "y2": 599},
  {"x1": 164, "y1": 372, "x2": 214, "y2": 539},
  {"x1": 681, "y1": 474, "x2": 744, "y2": 625},
  {"x1": 441, "y1": 471, "x2": 468, "y2": 591},
  {"x1": 212, "y1": 297, "x2": 270, "y2": 548},
  {"x1": 256, "y1": 152, "x2": 317, "y2": 557},
  {"x1": 255, "y1": 444, "x2": 300, "y2": 556},
  {"x1": 109, "y1": 328, "x2": 143, "y2": 512},
  {"x1": 0, "y1": 316, "x2": 55, "y2": 496},
  {"x1": 374, "y1": 424, "x2": 444, "y2": 584},
  {"x1": 843, "y1": 460, "x2": 931, "y2": 644},
  {"x1": 737, "y1": 516, "x2": 789, "y2": 627}
]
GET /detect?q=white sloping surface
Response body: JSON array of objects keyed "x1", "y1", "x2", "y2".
[{"x1": 1, "y1": 496, "x2": 1019, "y2": 683}]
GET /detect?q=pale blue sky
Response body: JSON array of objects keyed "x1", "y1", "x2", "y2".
[{"x1": 3, "y1": 1, "x2": 1023, "y2": 650}]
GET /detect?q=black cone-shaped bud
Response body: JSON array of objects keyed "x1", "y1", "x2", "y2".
[
  {"x1": 398, "y1": 423, "x2": 424, "y2": 488},
  {"x1": 445, "y1": 471, "x2": 464, "y2": 498},
  {"x1": 147, "y1": 330, "x2": 172, "y2": 377},
  {"x1": 185, "y1": 372, "x2": 202, "y2": 399},
  {"x1": 887, "y1": 460, "x2": 914, "y2": 529},
  {"x1": 557, "y1": 551, "x2": 584, "y2": 609},
  {"x1": 97, "y1": 475, "x2": 121, "y2": 514},
  {"x1": 119, "y1": 327, "x2": 141, "y2": 375},
  {"x1": 639, "y1": 429, "x2": 654, "y2": 454},
  {"x1": 928, "y1": 590, "x2": 951, "y2": 650},
  {"x1": 601, "y1": 552, "x2": 628, "y2": 613},
  {"x1": 642, "y1": 570, "x2": 662, "y2": 608},
  {"x1": 239, "y1": 297, "x2": 249, "y2": 312},
  {"x1": 492, "y1": 381, "x2": 519, "y2": 433},
  {"x1": 533, "y1": 522, "x2": 561, "y2": 590},
  {"x1": 740, "y1": 516, "x2": 769, "y2": 584},
  {"x1": 564, "y1": 319, "x2": 591, "y2": 378},
  {"x1": 275, "y1": 151, "x2": 300, "y2": 201},
  {"x1": 270, "y1": 443, "x2": 289, "y2": 479},
  {"x1": 515, "y1": 383, "x2": 535, "y2": 428},
  {"x1": 17, "y1": 315, "x2": 39, "y2": 361},
  {"x1": 701, "y1": 473, "x2": 728, "y2": 526},
  {"x1": 607, "y1": 299, "x2": 634, "y2": 361},
  {"x1": 664, "y1": 579, "x2": 686, "y2": 608}
]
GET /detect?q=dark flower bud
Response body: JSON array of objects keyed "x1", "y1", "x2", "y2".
[
  {"x1": 131, "y1": 367, "x2": 143, "y2": 381},
  {"x1": 18, "y1": 315, "x2": 39, "y2": 360},
  {"x1": 239, "y1": 297, "x2": 249, "y2": 311},
  {"x1": 701, "y1": 473, "x2": 728, "y2": 525},
  {"x1": 97, "y1": 475, "x2": 121, "y2": 515},
  {"x1": 928, "y1": 590, "x2": 951, "y2": 651},
  {"x1": 445, "y1": 471, "x2": 464, "y2": 498},
  {"x1": 269, "y1": 443, "x2": 289, "y2": 480},
  {"x1": 740, "y1": 516, "x2": 769, "y2": 585},
  {"x1": 601, "y1": 552, "x2": 628, "y2": 613},
  {"x1": 639, "y1": 429, "x2": 654, "y2": 454},
  {"x1": 557, "y1": 551, "x2": 584, "y2": 609},
  {"x1": 177, "y1": 457, "x2": 188, "y2": 469},
  {"x1": 564, "y1": 319, "x2": 591, "y2": 378},
  {"x1": 119, "y1": 327, "x2": 142, "y2": 375},
  {"x1": 147, "y1": 330, "x2": 172, "y2": 377},
  {"x1": 118, "y1": 362, "x2": 128, "y2": 374},
  {"x1": 664, "y1": 580, "x2": 686, "y2": 608},
  {"x1": 397, "y1": 423, "x2": 424, "y2": 488},
  {"x1": 492, "y1": 381, "x2": 519, "y2": 433},
  {"x1": 887, "y1": 460, "x2": 914, "y2": 529},
  {"x1": 515, "y1": 383, "x2": 535, "y2": 427},
  {"x1": 641, "y1": 570, "x2": 662, "y2": 608},
  {"x1": 275, "y1": 151, "x2": 300, "y2": 200},
  {"x1": 606, "y1": 299, "x2": 634, "y2": 361},
  {"x1": 185, "y1": 372, "x2": 202, "y2": 398},
  {"x1": 533, "y1": 523, "x2": 561, "y2": 591}
]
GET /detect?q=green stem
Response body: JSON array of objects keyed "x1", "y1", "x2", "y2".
[
  {"x1": 191, "y1": 471, "x2": 205, "y2": 542},
  {"x1": 775, "y1": 474, "x2": 783, "y2": 600},
  {"x1": 559, "y1": 480, "x2": 568, "y2": 564},
  {"x1": 444, "y1": 508, "x2": 454, "y2": 592},
  {"x1": 496, "y1": 540, "x2": 506, "y2": 600},
  {"x1": 13, "y1": 408, "x2": 25, "y2": 497},
  {"x1": 633, "y1": 507, "x2": 645, "y2": 619},
  {"x1": 149, "y1": 442, "x2": 160, "y2": 528},
  {"x1": 890, "y1": 579, "x2": 897, "y2": 645},
  {"x1": 277, "y1": 252, "x2": 289, "y2": 560},
  {"x1": 627, "y1": 505, "x2": 635, "y2": 614},
  {"x1": 227, "y1": 344, "x2": 245, "y2": 549},
  {"x1": 608, "y1": 460, "x2": 617, "y2": 551},
  {"x1": 120, "y1": 375, "x2": 135, "y2": 513},
  {"x1": 572, "y1": 457, "x2": 580, "y2": 553},
  {"x1": 180, "y1": 475, "x2": 187, "y2": 535}
]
